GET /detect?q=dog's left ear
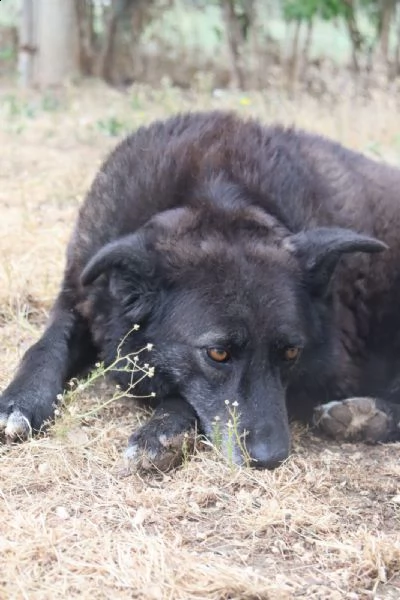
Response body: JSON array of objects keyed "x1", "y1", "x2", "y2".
[{"x1": 285, "y1": 227, "x2": 387, "y2": 296}]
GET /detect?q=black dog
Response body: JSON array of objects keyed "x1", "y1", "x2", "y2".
[{"x1": 2, "y1": 111, "x2": 400, "y2": 469}]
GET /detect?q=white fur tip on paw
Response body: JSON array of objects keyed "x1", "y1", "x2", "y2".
[
  {"x1": 0, "y1": 413, "x2": 8, "y2": 430},
  {"x1": 313, "y1": 401, "x2": 342, "y2": 424},
  {"x1": 4, "y1": 410, "x2": 32, "y2": 440},
  {"x1": 124, "y1": 444, "x2": 139, "y2": 462},
  {"x1": 124, "y1": 443, "x2": 161, "y2": 472}
]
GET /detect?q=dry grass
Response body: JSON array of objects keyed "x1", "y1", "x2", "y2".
[{"x1": 0, "y1": 79, "x2": 400, "y2": 599}]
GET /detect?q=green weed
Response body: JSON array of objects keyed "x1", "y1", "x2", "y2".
[
  {"x1": 210, "y1": 400, "x2": 252, "y2": 469},
  {"x1": 56, "y1": 325, "x2": 154, "y2": 424},
  {"x1": 41, "y1": 93, "x2": 61, "y2": 112},
  {"x1": 96, "y1": 116, "x2": 129, "y2": 137}
]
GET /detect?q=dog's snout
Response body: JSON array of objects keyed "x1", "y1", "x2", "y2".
[
  {"x1": 247, "y1": 440, "x2": 289, "y2": 469},
  {"x1": 244, "y1": 423, "x2": 291, "y2": 470}
]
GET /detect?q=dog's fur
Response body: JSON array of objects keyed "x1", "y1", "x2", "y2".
[{"x1": 2, "y1": 111, "x2": 400, "y2": 469}]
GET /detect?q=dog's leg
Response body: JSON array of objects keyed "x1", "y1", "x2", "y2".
[
  {"x1": 125, "y1": 398, "x2": 198, "y2": 471},
  {"x1": 313, "y1": 397, "x2": 400, "y2": 443},
  {"x1": 0, "y1": 293, "x2": 96, "y2": 440}
]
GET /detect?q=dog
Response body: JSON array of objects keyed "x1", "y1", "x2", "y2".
[{"x1": 1, "y1": 111, "x2": 400, "y2": 469}]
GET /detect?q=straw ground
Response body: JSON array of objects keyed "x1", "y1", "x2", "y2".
[{"x1": 0, "y1": 80, "x2": 400, "y2": 599}]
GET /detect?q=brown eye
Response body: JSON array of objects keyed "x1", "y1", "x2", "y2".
[
  {"x1": 207, "y1": 348, "x2": 230, "y2": 363},
  {"x1": 283, "y1": 346, "x2": 301, "y2": 362}
]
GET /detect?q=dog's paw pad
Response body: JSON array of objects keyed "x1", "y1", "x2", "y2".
[{"x1": 314, "y1": 397, "x2": 391, "y2": 442}]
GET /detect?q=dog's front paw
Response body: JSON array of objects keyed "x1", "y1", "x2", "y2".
[
  {"x1": 125, "y1": 414, "x2": 195, "y2": 472},
  {"x1": 0, "y1": 401, "x2": 32, "y2": 442},
  {"x1": 314, "y1": 397, "x2": 394, "y2": 443}
]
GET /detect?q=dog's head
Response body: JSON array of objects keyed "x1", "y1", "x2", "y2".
[{"x1": 81, "y1": 182, "x2": 386, "y2": 468}]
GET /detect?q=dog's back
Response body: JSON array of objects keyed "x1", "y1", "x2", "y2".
[{"x1": 69, "y1": 110, "x2": 400, "y2": 265}]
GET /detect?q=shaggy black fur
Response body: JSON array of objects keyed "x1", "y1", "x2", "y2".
[{"x1": 2, "y1": 111, "x2": 400, "y2": 469}]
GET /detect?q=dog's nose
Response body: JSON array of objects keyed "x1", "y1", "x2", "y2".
[{"x1": 247, "y1": 440, "x2": 289, "y2": 470}]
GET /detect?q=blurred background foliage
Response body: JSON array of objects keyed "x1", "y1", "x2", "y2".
[{"x1": 1, "y1": 0, "x2": 400, "y2": 95}]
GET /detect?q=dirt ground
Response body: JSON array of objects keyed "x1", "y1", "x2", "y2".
[{"x1": 0, "y1": 80, "x2": 399, "y2": 600}]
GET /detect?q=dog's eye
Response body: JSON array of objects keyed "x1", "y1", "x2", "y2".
[
  {"x1": 283, "y1": 346, "x2": 301, "y2": 362},
  {"x1": 206, "y1": 348, "x2": 230, "y2": 363}
]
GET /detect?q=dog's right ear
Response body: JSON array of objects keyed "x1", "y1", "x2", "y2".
[
  {"x1": 80, "y1": 207, "x2": 193, "y2": 321},
  {"x1": 81, "y1": 206, "x2": 192, "y2": 286},
  {"x1": 81, "y1": 233, "x2": 158, "y2": 322},
  {"x1": 81, "y1": 233, "x2": 152, "y2": 287}
]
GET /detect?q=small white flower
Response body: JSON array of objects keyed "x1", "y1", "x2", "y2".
[
  {"x1": 56, "y1": 394, "x2": 63, "y2": 401},
  {"x1": 133, "y1": 324, "x2": 140, "y2": 330},
  {"x1": 78, "y1": 383, "x2": 85, "y2": 391},
  {"x1": 133, "y1": 355, "x2": 139, "y2": 362},
  {"x1": 214, "y1": 415, "x2": 221, "y2": 422},
  {"x1": 224, "y1": 399, "x2": 230, "y2": 405},
  {"x1": 95, "y1": 362, "x2": 101, "y2": 368},
  {"x1": 151, "y1": 392, "x2": 156, "y2": 397},
  {"x1": 148, "y1": 367, "x2": 155, "y2": 378},
  {"x1": 115, "y1": 384, "x2": 121, "y2": 389},
  {"x1": 144, "y1": 363, "x2": 149, "y2": 369},
  {"x1": 232, "y1": 401, "x2": 239, "y2": 407},
  {"x1": 146, "y1": 343, "x2": 153, "y2": 351}
]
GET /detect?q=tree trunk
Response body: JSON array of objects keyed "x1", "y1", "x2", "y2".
[
  {"x1": 286, "y1": 19, "x2": 301, "y2": 97},
  {"x1": 300, "y1": 18, "x2": 313, "y2": 81},
  {"x1": 99, "y1": 3, "x2": 119, "y2": 84},
  {"x1": 344, "y1": 6, "x2": 362, "y2": 73},
  {"x1": 392, "y1": 5, "x2": 400, "y2": 78},
  {"x1": 129, "y1": 0, "x2": 150, "y2": 79},
  {"x1": 242, "y1": 0, "x2": 259, "y2": 88},
  {"x1": 20, "y1": 0, "x2": 79, "y2": 87},
  {"x1": 99, "y1": 0, "x2": 144, "y2": 86},
  {"x1": 74, "y1": 0, "x2": 96, "y2": 76},
  {"x1": 378, "y1": 0, "x2": 395, "y2": 63},
  {"x1": 18, "y1": 0, "x2": 36, "y2": 86},
  {"x1": 32, "y1": 0, "x2": 79, "y2": 87},
  {"x1": 221, "y1": 0, "x2": 246, "y2": 89}
]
